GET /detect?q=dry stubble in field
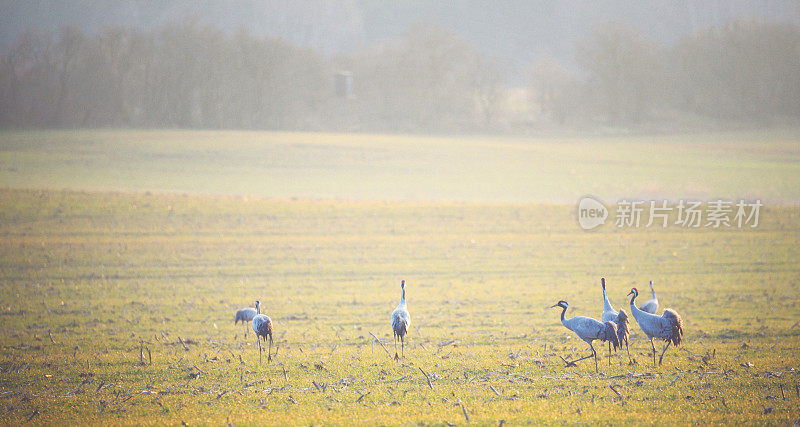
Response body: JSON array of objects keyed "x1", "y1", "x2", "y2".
[{"x1": 0, "y1": 189, "x2": 798, "y2": 424}]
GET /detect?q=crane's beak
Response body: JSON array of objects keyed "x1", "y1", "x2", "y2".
[
  {"x1": 626, "y1": 290, "x2": 633, "y2": 296},
  {"x1": 550, "y1": 303, "x2": 559, "y2": 308}
]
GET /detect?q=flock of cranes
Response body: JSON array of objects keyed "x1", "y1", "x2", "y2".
[
  {"x1": 556, "y1": 278, "x2": 683, "y2": 371},
  {"x1": 235, "y1": 277, "x2": 682, "y2": 371}
]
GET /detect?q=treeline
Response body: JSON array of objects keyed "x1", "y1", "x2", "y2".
[
  {"x1": 531, "y1": 20, "x2": 800, "y2": 129},
  {"x1": 1, "y1": 20, "x2": 799, "y2": 132}
]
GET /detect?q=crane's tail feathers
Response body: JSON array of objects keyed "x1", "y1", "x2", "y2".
[
  {"x1": 398, "y1": 320, "x2": 409, "y2": 336},
  {"x1": 256, "y1": 319, "x2": 274, "y2": 339},
  {"x1": 601, "y1": 321, "x2": 620, "y2": 351},
  {"x1": 391, "y1": 314, "x2": 409, "y2": 336},
  {"x1": 616, "y1": 309, "x2": 630, "y2": 346},
  {"x1": 663, "y1": 309, "x2": 683, "y2": 346}
]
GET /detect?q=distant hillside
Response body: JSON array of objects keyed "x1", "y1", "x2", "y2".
[{"x1": 2, "y1": 0, "x2": 799, "y2": 76}]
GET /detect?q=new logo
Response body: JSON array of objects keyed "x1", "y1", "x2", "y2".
[{"x1": 578, "y1": 197, "x2": 608, "y2": 230}]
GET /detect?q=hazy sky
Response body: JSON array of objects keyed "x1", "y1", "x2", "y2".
[{"x1": 3, "y1": 0, "x2": 799, "y2": 74}]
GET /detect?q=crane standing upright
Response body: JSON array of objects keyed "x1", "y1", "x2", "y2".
[
  {"x1": 627, "y1": 288, "x2": 683, "y2": 366},
  {"x1": 235, "y1": 305, "x2": 257, "y2": 338},
  {"x1": 252, "y1": 300, "x2": 273, "y2": 364},
  {"x1": 391, "y1": 280, "x2": 411, "y2": 360},
  {"x1": 600, "y1": 278, "x2": 631, "y2": 364}
]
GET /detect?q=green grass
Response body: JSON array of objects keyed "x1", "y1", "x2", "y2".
[
  {"x1": 1, "y1": 129, "x2": 799, "y2": 203},
  {"x1": 0, "y1": 188, "x2": 798, "y2": 425},
  {"x1": 1, "y1": 129, "x2": 799, "y2": 424}
]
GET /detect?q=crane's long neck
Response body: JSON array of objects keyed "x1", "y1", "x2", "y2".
[
  {"x1": 256, "y1": 303, "x2": 261, "y2": 314},
  {"x1": 603, "y1": 286, "x2": 614, "y2": 312},
  {"x1": 629, "y1": 293, "x2": 644, "y2": 317},
  {"x1": 559, "y1": 305, "x2": 567, "y2": 323},
  {"x1": 649, "y1": 282, "x2": 656, "y2": 299},
  {"x1": 399, "y1": 287, "x2": 406, "y2": 307}
]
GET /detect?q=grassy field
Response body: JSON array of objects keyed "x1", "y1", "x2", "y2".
[
  {"x1": 0, "y1": 130, "x2": 799, "y2": 425},
  {"x1": 1, "y1": 129, "x2": 800, "y2": 203},
  {"x1": 0, "y1": 188, "x2": 798, "y2": 425}
]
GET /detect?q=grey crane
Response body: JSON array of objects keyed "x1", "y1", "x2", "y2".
[
  {"x1": 390, "y1": 280, "x2": 411, "y2": 360},
  {"x1": 551, "y1": 300, "x2": 619, "y2": 373},
  {"x1": 600, "y1": 278, "x2": 631, "y2": 364},
  {"x1": 251, "y1": 300, "x2": 273, "y2": 364},
  {"x1": 627, "y1": 288, "x2": 683, "y2": 366},
  {"x1": 234, "y1": 305, "x2": 257, "y2": 338},
  {"x1": 638, "y1": 281, "x2": 659, "y2": 314}
]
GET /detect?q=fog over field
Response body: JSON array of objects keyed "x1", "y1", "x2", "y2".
[
  {"x1": 1, "y1": 130, "x2": 799, "y2": 204},
  {"x1": 1, "y1": 1, "x2": 799, "y2": 132}
]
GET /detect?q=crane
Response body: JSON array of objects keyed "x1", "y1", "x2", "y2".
[
  {"x1": 251, "y1": 300, "x2": 273, "y2": 364},
  {"x1": 638, "y1": 281, "x2": 659, "y2": 314},
  {"x1": 234, "y1": 305, "x2": 257, "y2": 338},
  {"x1": 551, "y1": 300, "x2": 619, "y2": 372},
  {"x1": 627, "y1": 288, "x2": 683, "y2": 366},
  {"x1": 600, "y1": 278, "x2": 631, "y2": 364},
  {"x1": 390, "y1": 280, "x2": 411, "y2": 360}
]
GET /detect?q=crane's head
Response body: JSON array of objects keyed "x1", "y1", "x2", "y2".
[
  {"x1": 401, "y1": 280, "x2": 405, "y2": 290},
  {"x1": 627, "y1": 288, "x2": 638, "y2": 298},
  {"x1": 601, "y1": 277, "x2": 606, "y2": 290},
  {"x1": 550, "y1": 300, "x2": 568, "y2": 309},
  {"x1": 649, "y1": 280, "x2": 654, "y2": 290},
  {"x1": 254, "y1": 300, "x2": 260, "y2": 311}
]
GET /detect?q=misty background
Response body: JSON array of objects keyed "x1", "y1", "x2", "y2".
[{"x1": 1, "y1": 0, "x2": 799, "y2": 133}]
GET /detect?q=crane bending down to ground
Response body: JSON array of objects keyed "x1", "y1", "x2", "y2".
[
  {"x1": 234, "y1": 305, "x2": 257, "y2": 338},
  {"x1": 627, "y1": 288, "x2": 683, "y2": 366},
  {"x1": 639, "y1": 281, "x2": 659, "y2": 314},
  {"x1": 391, "y1": 280, "x2": 411, "y2": 360},
  {"x1": 252, "y1": 300, "x2": 273, "y2": 364},
  {"x1": 552, "y1": 300, "x2": 619, "y2": 373},
  {"x1": 600, "y1": 278, "x2": 631, "y2": 364}
]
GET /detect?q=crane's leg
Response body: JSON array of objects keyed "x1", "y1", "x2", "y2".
[
  {"x1": 401, "y1": 334, "x2": 404, "y2": 359},
  {"x1": 258, "y1": 336, "x2": 262, "y2": 365},
  {"x1": 608, "y1": 341, "x2": 611, "y2": 366},
  {"x1": 394, "y1": 333, "x2": 399, "y2": 360},
  {"x1": 658, "y1": 341, "x2": 671, "y2": 365},
  {"x1": 565, "y1": 344, "x2": 596, "y2": 367},
  {"x1": 268, "y1": 334, "x2": 273, "y2": 362},
  {"x1": 650, "y1": 338, "x2": 656, "y2": 367},
  {"x1": 591, "y1": 343, "x2": 598, "y2": 373},
  {"x1": 625, "y1": 339, "x2": 632, "y2": 364}
]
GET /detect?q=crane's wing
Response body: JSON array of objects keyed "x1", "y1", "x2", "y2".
[
  {"x1": 639, "y1": 299, "x2": 658, "y2": 314},
  {"x1": 564, "y1": 316, "x2": 604, "y2": 341},
  {"x1": 601, "y1": 309, "x2": 618, "y2": 323}
]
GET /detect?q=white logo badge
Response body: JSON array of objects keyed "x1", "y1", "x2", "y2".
[{"x1": 578, "y1": 197, "x2": 608, "y2": 230}]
